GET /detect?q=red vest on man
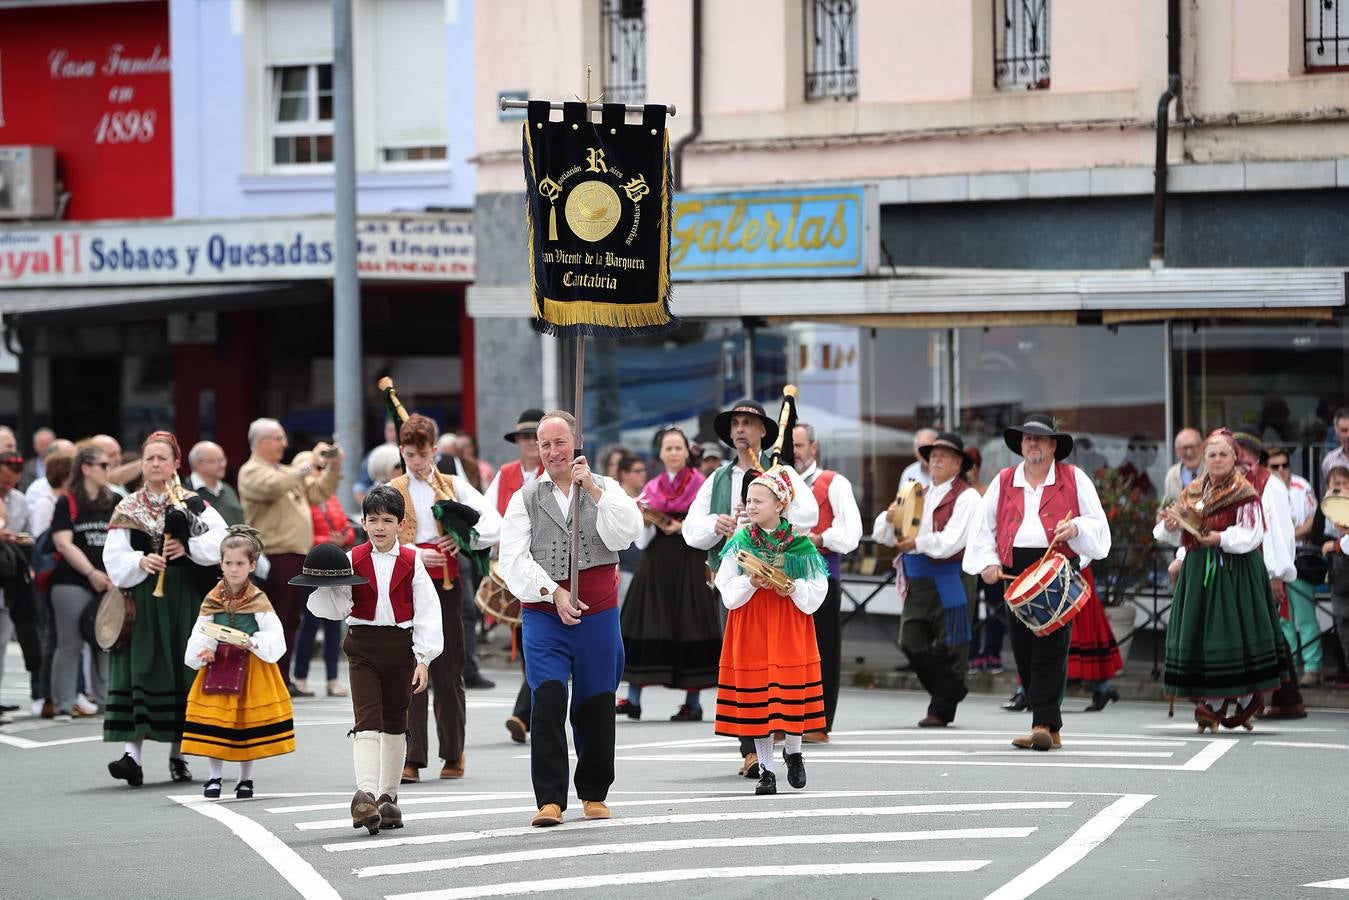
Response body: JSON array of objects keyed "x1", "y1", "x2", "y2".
[
  {"x1": 811, "y1": 470, "x2": 836, "y2": 532},
  {"x1": 995, "y1": 462, "x2": 1081, "y2": 568},
  {"x1": 494, "y1": 460, "x2": 544, "y2": 516},
  {"x1": 929, "y1": 476, "x2": 970, "y2": 563},
  {"x1": 350, "y1": 542, "x2": 418, "y2": 623}
]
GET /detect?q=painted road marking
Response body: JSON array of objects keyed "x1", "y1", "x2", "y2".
[
  {"x1": 1306, "y1": 876, "x2": 1349, "y2": 889},
  {"x1": 383, "y1": 861, "x2": 994, "y2": 900},
  {"x1": 171, "y1": 795, "x2": 341, "y2": 900},
  {"x1": 321, "y1": 801, "x2": 1076, "y2": 853},
  {"x1": 984, "y1": 794, "x2": 1154, "y2": 900},
  {"x1": 353, "y1": 827, "x2": 1037, "y2": 878},
  {"x1": 1253, "y1": 740, "x2": 1349, "y2": 750}
]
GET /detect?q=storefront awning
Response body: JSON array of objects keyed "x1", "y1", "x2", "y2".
[
  {"x1": 0, "y1": 283, "x2": 295, "y2": 319},
  {"x1": 467, "y1": 268, "x2": 1344, "y2": 322}
]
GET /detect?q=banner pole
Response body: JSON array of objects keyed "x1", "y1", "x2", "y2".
[{"x1": 567, "y1": 333, "x2": 586, "y2": 613}]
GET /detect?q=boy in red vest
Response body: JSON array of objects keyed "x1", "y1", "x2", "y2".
[
  {"x1": 964, "y1": 415, "x2": 1112, "y2": 751},
  {"x1": 302, "y1": 485, "x2": 443, "y2": 834}
]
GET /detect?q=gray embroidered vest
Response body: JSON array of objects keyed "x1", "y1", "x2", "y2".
[{"x1": 521, "y1": 476, "x2": 620, "y2": 580}]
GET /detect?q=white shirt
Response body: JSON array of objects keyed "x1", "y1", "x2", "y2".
[
  {"x1": 498, "y1": 472, "x2": 644, "y2": 605},
  {"x1": 963, "y1": 463, "x2": 1112, "y2": 575},
  {"x1": 306, "y1": 541, "x2": 444, "y2": 667},
  {"x1": 407, "y1": 473, "x2": 501, "y2": 549},
  {"x1": 25, "y1": 479, "x2": 53, "y2": 529},
  {"x1": 1153, "y1": 499, "x2": 1264, "y2": 556},
  {"x1": 683, "y1": 461, "x2": 819, "y2": 551},
  {"x1": 482, "y1": 463, "x2": 542, "y2": 529},
  {"x1": 103, "y1": 502, "x2": 230, "y2": 589},
  {"x1": 798, "y1": 462, "x2": 862, "y2": 556},
  {"x1": 1259, "y1": 474, "x2": 1298, "y2": 582},
  {"x1": 872, "y1": 477, "x2": 980, "y2": 560},
  {"x1": 898, "y1": 460, "x2": 931, "y2": 490},
  {"x1": 1287, "y1": 474, "x2": 1316, "y2": 531},
  {"x1": 185, "y1": 608, "x2": 287, "y2": 668},
  {"x1": 713, "y1": 548, "x2": 828, "y2": 615}
]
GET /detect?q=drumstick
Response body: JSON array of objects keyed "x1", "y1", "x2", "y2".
[
  {"x1": 1041, "y1": 514, "x2": 1075, "y2": 566},
  {"x1": 998, "y1": 572, "x2": 1017, "y2": 581}
]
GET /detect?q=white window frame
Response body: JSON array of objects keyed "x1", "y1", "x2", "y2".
[
  {"x1": 268, "y1": 61, "x2": 335, "y2": 171},
  {"x1": 377, "y1": 140, "x2": 451, "y2": 172}
]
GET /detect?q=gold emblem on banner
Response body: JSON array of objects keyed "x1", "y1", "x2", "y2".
[{"x1": 565, "y1": 180, "x2": 622, "y2": 243}]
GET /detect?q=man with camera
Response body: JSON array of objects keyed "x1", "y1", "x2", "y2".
[{"x1": 238, "y1": 418, "x2": 344, "y2": 696}]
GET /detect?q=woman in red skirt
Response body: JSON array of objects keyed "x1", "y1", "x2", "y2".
[
  {"x1": 713, "y1": 467, "x2": 828, "y2": 796},
  {"x1": 1068, "y1": 568, "x2": 1124, "y2": 711}
]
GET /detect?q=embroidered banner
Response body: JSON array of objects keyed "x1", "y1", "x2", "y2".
[{"x1": 522, "y1": 100, "x2": 677, "y2": 337}]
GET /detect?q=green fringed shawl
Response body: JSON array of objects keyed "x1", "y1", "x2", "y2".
[{"x1": 717, "y1": 521, "x2": 830, "y2": 582}]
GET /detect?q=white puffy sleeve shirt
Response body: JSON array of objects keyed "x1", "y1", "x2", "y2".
[
  {"x1": 499, "y1": 474, "x2": 644, "y2": 606},
  {"x1": 713, "y1": 547, "x2": 828, "y2": 615},
  {"x1": 103, "y1": 504, "x2": 229, "y2": 590},
  {"x1": 964, "y1": 465, "x2": 1111, "y2": 575}
]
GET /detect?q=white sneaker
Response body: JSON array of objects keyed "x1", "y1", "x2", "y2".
[
  {"x1": 30, "y1": 699, "x2": 45, "y2": 717},
  {"x1": 53, "y1": 713, "x2": 72, "y2": 723},
  {"x1": 74, "y1": 694, "x2": 99, "y2": 715}
]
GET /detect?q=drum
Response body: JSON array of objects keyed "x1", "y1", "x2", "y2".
[
  {"x1": 1321, "y1": 493, "x2": 1349, "y2": 530},
  {"x1": 473, "y1": 561, "x2": 522, "y2": 627},
  {"x1": 1004, "y1": 552, "x2": 1089, "y2": 637}
]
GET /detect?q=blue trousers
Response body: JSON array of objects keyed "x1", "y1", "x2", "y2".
[{"x1": 523, "y1": 606, "x2": 624, "y2": 810}]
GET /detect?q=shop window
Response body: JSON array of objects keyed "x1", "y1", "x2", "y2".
[
  {"x1": 381, "y1": 145, "x2": 449, "y2": 166},
  {"x1": 804, "y1": 0, "x2": 859, "y2": 102},
  {"x1": 270, "y1": 63, "x2": 333, "y2": 166},
  {"x1": 1306, "y1": 0, "x2": 1349, "y2": 71},
  {"x1": 601, "y1": 0, "x2": 646, "y2": 104},
  {"x1": 994, "y1": 0, "x2": 1051, "y2": 91}
]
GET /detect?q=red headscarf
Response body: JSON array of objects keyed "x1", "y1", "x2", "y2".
[{"x1": 142, "y1": 430, "x2": 181, "y2": 461}]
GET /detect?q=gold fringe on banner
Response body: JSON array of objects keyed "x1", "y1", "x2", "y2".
[{"x1": 540, "y1": 297, "x2": 673, "y2": 330}]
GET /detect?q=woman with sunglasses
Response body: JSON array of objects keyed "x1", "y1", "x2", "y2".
[
  {"x1": 48, "y1": 446, "x2": 119, "y2": 720},
  {"x1": 101, "y1": 431, "x2": 229, "y2": 787}
]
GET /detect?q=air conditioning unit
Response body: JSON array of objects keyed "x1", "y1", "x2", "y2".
[{"x1": 0, "y1": 146, "x2": 57, "y2": 219}]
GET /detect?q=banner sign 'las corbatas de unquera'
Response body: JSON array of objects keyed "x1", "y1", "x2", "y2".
[{"x1": 522, "y1": 100, "x2": 677, "y2": 337}]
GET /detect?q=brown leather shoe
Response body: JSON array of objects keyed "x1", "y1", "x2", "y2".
[
  {"x1": 917, "y1": 715, "x2": 949, "y2": 728},
  {"x1": 440, "y1": 754, "x2": 465, "y2": 779},
  {"x1": 350, "y1": 790, "x2": 381, "y2": 834},
  {"x1": 803, "y1": 731, "x2": 829, "y2": 744},
  {"x1": 1051, "y1": 730, "x2": 1062, "y2": 749},
  {"x1": 376, "y1": 794, "x2": 403, "y2": 829},
  {"x1": 1011, "y1": 726, "x2": 1054, "y2": 751},
  {"x1": 582, "y1": 800, "x2": 611, "y2": 819},
  {"x1": 531, "y1": 803, "x2": 564, "y2": 827},
  {"x1": 400, "y1": 765, "x2": 420, "y2": 785},
  {"x1": 505, "y1": 715, "x2": 528, "y2": 744}
]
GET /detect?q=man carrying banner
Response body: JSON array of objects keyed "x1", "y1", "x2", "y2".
[
  {"x1": 499, "y1": 412, "x2": 643, "y2": 826},
  {"x1": 683, "y1": 401, "x2": 818, "y2": 777}
]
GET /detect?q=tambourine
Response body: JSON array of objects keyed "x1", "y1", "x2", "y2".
[{"x1": 201, "y1": 621, "x2": 253, "y2": 648}]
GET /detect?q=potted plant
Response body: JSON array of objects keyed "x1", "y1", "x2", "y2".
[{"x1": 1091, "y1": 465, "x2": 1161, "y2": 663}]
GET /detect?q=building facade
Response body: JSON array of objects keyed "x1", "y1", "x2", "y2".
[
  {"x1": 0, "y1": 0, "x2": 477, "y2": 468},
  {"x1": 470, "y1": 0, "x2": 1349, "y2": 510}
]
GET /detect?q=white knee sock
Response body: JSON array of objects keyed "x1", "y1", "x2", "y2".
[
  {"x1": 352, "y1": 730, "x2": 380, "y2": 795},
  {"x1": 754, "y1": 737, "x2": 775, "y2": 775},
  {"x1": 1205, "y1": 699, "x2": 1224, "y2": 713},
  {"x1": 208, "y1": 759, "x2": 224, "y2": 781},
  {"x1": 784, "y1": 734, "x2": 802, "y2": 755},
  {"x1": 239, "y1": 760, "x2": 254, "y2": 781},
  {"x1": 123, "y1": 740, "x2": 142, "y2": 764},
  {"x1": 378, "y1": 732, "x2": 406, "y2": 800},
  {"x1": 1236, "y1": 694, "x2": 1254, "y2": 710}
]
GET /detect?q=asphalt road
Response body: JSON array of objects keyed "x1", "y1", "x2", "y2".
[{"x1": 4, "y1": 646, "x2": 1348, "y2": 899}]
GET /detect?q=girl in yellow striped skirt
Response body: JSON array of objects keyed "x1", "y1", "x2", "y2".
[
  {"x1": 182, "y1": 526, "x2": 295, "y2": 798},
  {"x1": 714, "y1": 467, "x2": 829, "y2": 796}
]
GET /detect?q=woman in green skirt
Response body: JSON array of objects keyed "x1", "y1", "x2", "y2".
[
  {"x1": 1155, "y1": 428, "x2": 1290, "y2": 733},
  {"x1": 102, "y1": 431, "x2": 229, "y2": 786}
]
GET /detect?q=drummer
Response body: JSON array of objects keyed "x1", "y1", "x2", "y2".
[
  {"x1": 964, "y1": 415, "x2": 1111, "y2": 751},
  {"x1": 873, "y1": 432, "x2": 980, "y2": 727}
]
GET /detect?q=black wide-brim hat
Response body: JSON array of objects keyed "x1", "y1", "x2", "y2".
[
  {"x1": 919, "y1": 431, "x2": 975, "y2": 474},
  {"x1": 504, "y1": 408, "x2": 546, "y2": 443},
  {"x1": 288, "y1": 543, "x2": 369, "y2": 587},
  {"x1": 713, "y1": 400, "x2": 778, "y2": 449},
  {"x1": 1004, "y1": 414, "x2": 1074, "y2": 461}
]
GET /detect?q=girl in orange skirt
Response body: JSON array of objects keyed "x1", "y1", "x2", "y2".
[
  {"x1": 182, "y1": 526, "x2": 295, "y2": 798},
  {"x1": 714, "y1": 467, "x2": 828, "y2": 796}
]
